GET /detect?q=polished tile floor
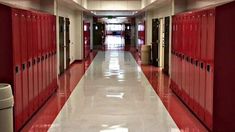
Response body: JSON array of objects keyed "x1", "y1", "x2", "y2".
[{"x1": 48, "y1": 51, "x2": 179, "y2": 132}]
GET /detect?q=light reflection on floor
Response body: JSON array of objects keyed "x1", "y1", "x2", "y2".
[{"x1": 104, "y1": 35, "x2": 125, "y2": 50}]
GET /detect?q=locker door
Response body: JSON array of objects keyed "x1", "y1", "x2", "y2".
[
  {"x1": 12, "y1": 9, "x2": 23, "y2": 131},
  {"x1": 37, "y1": 14, "x2": 43, "y2": 106},
  {"x1": 32, "y1": 13, "x2": 38, "y2": 113},
  {"x1": 19, "y1": 10, "x2": 29, "y2": 124},
  {"x1": 185, "y1": 57, "x2": 190, "y2": 104},
  {"x1": 195, "y1": 13, "x2": 201, "y2": 60},
  {"x1": 207, "y1": 9, "x2": 215, "y2": 63},
  {"x1": 26, "y1": 12, "x2": 34, "y2": 117},
  {"x1": 45, "y1": 15, "x2": 50, "y2": 97},
  {"x1": 194, "y1": 60, "x2": 200, "y2": 115},
  {"x1": 182, "y1": 16, "x2": 186, "y2": 54},
  {"x1": 205, "y1": 9, "x2": 215, "y2": 129},
  {"x1": 182, "y1": 55, "x2": 186, "y2": 101},
  {"x1": 192, "y1": 14, "x2": 197, "y2": 58},
  {"x1": 201, "y1": 11, "x2": 208, "y2": 61},
  {"x1": 189, "y1": 58, "x2": 195, "y2": 109},
  {"x1": 41, "y1": 15, "x2": 46, "y2": 102},
  {"x1": 199, "y1": 62, "x2": 206, "y2": 121},
  {"x1": 199, "y1": 10, "x2": 208, "y2": 121},
  {"x1": 48, "y1": 15, "x2": 52, "y2": 94},
  {"x1": 52, "y1": 16, "x2": 57, "y2": 89}
]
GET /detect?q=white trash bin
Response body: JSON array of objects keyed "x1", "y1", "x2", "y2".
[
  {"x1": 0, "y1": 84, "x2": 14, "y2": 132},
  {"x1": 141, "y1": 45, "x2": 151, "y2": 65}
]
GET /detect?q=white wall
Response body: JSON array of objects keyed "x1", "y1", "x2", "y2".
[
  {"x1": 145, "y1": 2, "x2": 172, "y2": 46},
  {"x1": 144, "y1": 2, "x2": 173, "y2": 72},
  {"x1": 141, "y1": 0, "x2": 157, "y2": 8},
  {"x1": 40, "y1": 0, "x2": 55, "y2": 14},
  {"x1": 87, "y1": 0, "x2": 141, "y2": 10},
  {"x1": 173, "y1": 0, "x2": 187, "y2": 14},
  {"x1": 57, "y1": 4, "x2": 83, "y2": 64}
]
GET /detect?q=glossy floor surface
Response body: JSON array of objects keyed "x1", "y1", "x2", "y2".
[{"x1": 48, "y1": 51, "x2": 179, "y2": 132}]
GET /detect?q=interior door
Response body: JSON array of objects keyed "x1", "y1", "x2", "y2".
[
  {"x1": 65, "y1": 18, "x2": 70, "y2": 69},
  {"x1": 59, "y1": 16, "x2": 65, "y2": 75},
  {"x1": 152, "y1": 18, "x2": 160, "y2": 66},
  {"x1": 125, "y1": 24, "x2": 131, "y2": 50},
  {"x1": 163, "y1": 17, "x2": 170, "y2": 75},
  {"x1": 84, "y1": 22, "x2": 91, "y2": 59}
]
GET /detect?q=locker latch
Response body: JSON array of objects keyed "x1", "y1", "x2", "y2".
[
  {"x1": 15, "y1": 66, "x2": 19, "y2": 73},
  {"x1": 207, "y1": 65, "x2": 211, "y2": 72}
]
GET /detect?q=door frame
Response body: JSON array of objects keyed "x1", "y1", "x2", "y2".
[
  {"x1": 65, "y1": 18, "x2": 70, "y2": 69},
  {"x1": 59, "y1": 16, "x2": 65, "y2": 75},
  {"x1": 163, "y1": 16, "x2": 170, "y2": 75}
]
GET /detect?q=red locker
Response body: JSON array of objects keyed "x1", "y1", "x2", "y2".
[
  {"x1": 41, "y1": 15, "x2": 46, "y2": 102},
  {"x1": 32, "y1": 13, "x2": 39, "y2": 113},
  {"x1": 181, "y1": 55, "x2": 185, "y2": 101},
  {"x1": 26, "y1": 11, "x2": 34, "y2": 117},
  {"x1": 171, "y1": 2, "x2": 235, "y2": 131},
  {"x1": 37, "y1": 13, "x2": 43, "y2": 106},
  {"x1": 52, "y1": 16, "x2": 57, "y2": 90},
  {"x1": 193, "y1": 61, "x2": 200, "y2": 115},
  {"x1": 188, "y1": 59, "x2": 194, "y2": 109},
  {"x1": 198, "y1": 62, "x2": 206, "y2": 121},
  {"x1": 205, "y1": 9, "x2": 215, "y2": 129},
  {"x1": 179, "y1": 54, "x2": 183, "y2": 95},
  {"x1": 11, "y1": 9, "x2": 23, "y2": 131},
  {"x1": 200, "y1": 11, "x2": 208, "y2": 61},
  {"x1": 19, "y1": 10, "x2": 29, "y2": 124},
  {"x1": 0, "y1": 3, "x2": 57, "y2": 131},
  {"x1": 45, "y1": 15, "x2": 49, "y2": 97}
]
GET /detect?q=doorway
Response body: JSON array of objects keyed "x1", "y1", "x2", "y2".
[
  {"x1": 152, "y1": 18, "x2": 160, "y2": 67},
  {"x1": 59, "y1": 17, "x2": 70, "y2": 75},
  {"x1": 125, "y1": 24, "x2": 131, "y2": 50},
  {"x1": 84, "y1": 21, "x2": 91, "y2": 59},
  {"x1": 163, "y1": 17, "x2": 170, "y2": 75},
  {"x1": 159, "y1": 18, "x2": 165, "y2": 68},
  {"x1": 59, "y1": 16, "x2": 65, "y2": 75},
  {"x1": 65, "y1": 18, "x2": 70, "y2": 69}
]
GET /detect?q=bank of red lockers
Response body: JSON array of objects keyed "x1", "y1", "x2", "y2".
[
  {"x1": 171, "y1": 1, "x2": 235, "y2": 131},
  {"x1": 0, "y1": 3, "x2": 58, "y2": 131}
]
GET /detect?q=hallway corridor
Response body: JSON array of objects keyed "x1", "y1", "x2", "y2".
[
  {"x1": 48, "y1": 51, "x2": 179, "y2": 132},
  {"x1": 105, "y1": 35, "x2": 125, "y2": 50}
]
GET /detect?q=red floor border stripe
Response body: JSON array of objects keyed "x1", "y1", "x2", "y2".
[
  {"x1": 130, "y1": 48, "x2": 208, "y2": 132},
  {"x1": 21, "y1": 52, "x2": 97, "y2": 132}
]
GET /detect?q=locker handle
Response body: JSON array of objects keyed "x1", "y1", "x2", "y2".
[
  {"x1": 207, "y1": 65, "x2": 211, "y2": 72},
  {"x1": 22, "y1": 64, "x2": 26, "y2": 71},
  {"x1": 33, "y1": 59, "x2": 36, "y2": 65},
  {"x1": 28, "y1": 61, "x2": 31, "y2": 68},
  {"x1": 15, "y1": 66, "x2": 19, "y2": 73},
  {"x1": 191, "y1": 58, "x2": 194, "y2": 64},
  {"x1": 37, "y1": 58, "x2": 41, "y2": 63},
  {"x1": 195, "y1": 61, "x2": 198, "y2": 67},
  {"x1": 200, "y1": 63, "x2": 204, "y2": 69},
  {"x1": 45, "y1": 55, "x2": 48, "y2": 59},
  {"x1": 41, "y1": 56, "x2": 44, "y2": 61}
]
